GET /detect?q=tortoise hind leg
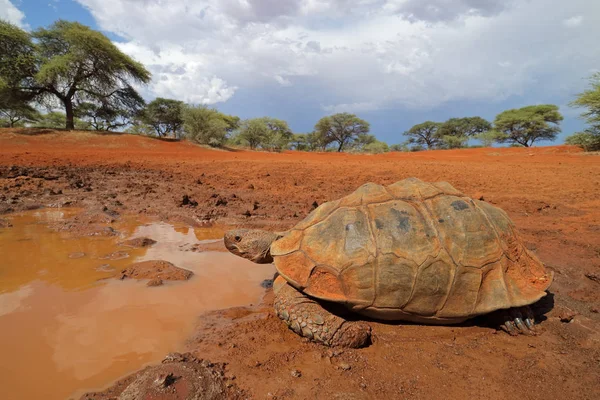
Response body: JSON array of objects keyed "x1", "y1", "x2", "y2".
[
  {"x1": 499, "y1": 306, "x2": 537, "y2": 336},
  {"x1": 273, "y1": 276, "x2": 371, "y2": 348}
]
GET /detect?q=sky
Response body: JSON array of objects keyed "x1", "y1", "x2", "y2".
[{"x1": 2, "y1": 0, "x2": 599, "y2": 145}]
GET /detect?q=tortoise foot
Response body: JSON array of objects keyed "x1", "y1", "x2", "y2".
[
  {"x1": 274, "y1": 277, "x2": 371, "y2": 348},
  {"x1": 499, "y1": 306, "x2": 537, "y2": 336}
]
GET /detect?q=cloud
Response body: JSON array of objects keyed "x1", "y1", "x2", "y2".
[
  {"x1": 563, "y1": 16, "x2": 583, "y2": 27},
  {"x1": 383, "y1": 0, "x2": 512, "y2": 22},
  {"x1": 76, "y1": 0, "x2": 600, "y2": 112},
  {"x1": 0, "y1": 0, "x2": 26, "y2": 27}
]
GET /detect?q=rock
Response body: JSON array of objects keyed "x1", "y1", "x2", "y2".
[
  {"x1": 100, "y1": 251, "x2": 130, "y2": 260},
  {"x1": 338, "y1": 363, "x2": 351, "y2": 371},
  {"x1": 121, "y1": 237, "x2": 157, "y2": 248},
  {"x1": 290, "y1": 369, "x2": 302, "y2": 378},
  {"x1": 215, "y1": 197, "x2": 228, "y2": 207},
  {"x1": 68, "y1": 252, "x2": 86, "y2": 259},
  {"x1": 0, "y1": 218, "x2": 13, "y2": 228},
  {"x1": 181, "y1": 195, "x2": 198, "y2": 208},
  {"x1": 147, "y1": 278, "x2": 164, "y2": 287},
  {"x1": 120, "y1": 260, "x2": 193, "y2": 282},
  {"x1": 585, "y1": 273, "x2": 600, "y2": 284},
  {"x1": 260, "y1": 279, "x2": 274, "y2": 289},
  {"x1": 558, "y1": 308, "x2": 578, "y2": 323}
]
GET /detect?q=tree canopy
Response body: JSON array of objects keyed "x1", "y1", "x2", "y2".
[
  {"x1": 182, "y1": 104, "x2": 240, "y2": 147},
  {"x1": 404, "y1": 121, "x2": 442, "y2": 149},
  {"x1": 570, "y1": 72, "x2": 600, "y2": 129},
  {"x1": 0, "y1": 20, "x2": 150, "y2": 130},
  {"x1": 141, "y1": 98, "x2": 184, "y2": 138},
  {"x1": 493, "y1": 105, "x2": 563, "y2": 147},
  {"x1": 314, "y1": 112, "x2": 370, "y2": 152}
]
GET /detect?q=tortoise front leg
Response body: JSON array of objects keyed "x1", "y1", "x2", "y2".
[{"x1": 273, "y1": 276, "x2": 371, "y2": 348}]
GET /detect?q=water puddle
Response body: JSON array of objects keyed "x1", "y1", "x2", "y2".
[{"x1": 0, "y1": 210, "x2": 275, "y2": 400}]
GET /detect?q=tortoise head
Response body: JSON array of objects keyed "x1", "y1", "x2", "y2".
[{"x1": 224, "y1": 229, "x2": 281, "y2": 264}]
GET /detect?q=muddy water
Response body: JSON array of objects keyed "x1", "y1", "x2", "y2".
[{"x1": 0, "y1": 210, "x2": 275, "y2": 400}]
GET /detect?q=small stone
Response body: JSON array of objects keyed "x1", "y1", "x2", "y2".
[
  {"x1": 291, "y1": 369, "x2": 302, "y2": 378},
  {"x1": 338, "y1": 363, "x2": 351, "y2": 371},
  {"x1": 68, "y1": 252, "x2": 86, "y2": 259},
  {"x1": 147, "y1": 278, "x2": 163, "y2": 287},
  {"x1": 360, "y1": 383, "x2": 367, "y2": 389}
]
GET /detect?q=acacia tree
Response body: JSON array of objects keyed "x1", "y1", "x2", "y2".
[
  {"x1": 404, "y1": 121, "x2": 442, "y2": 149},
  {"x1": 0, "y1": 20, "x2": 150, "y2": 130},
  {"x1": 141, "y1": 98, "x2": 184, "y2": 138},
  {"x1": 494, "y1": 105, "x2": 563, "y2": 147},
  {"x1": 567, "y1": 73, "x2": 600, "y2": 151},
  {"x1": 237, "y1": 118, "x2": 268, "y2": 149},
  {"x1": 570, "y1": 72, "x2": 600, "y2": 129},
  {"x1": 182, "y1": 104, "x2": 240, "y2": 146},
  {"x1": 315, "y1": 112, "x2": 370, "y2": 152},
  {"x1": 0, "y1": 103, "x2": 40, "y2": 127}
]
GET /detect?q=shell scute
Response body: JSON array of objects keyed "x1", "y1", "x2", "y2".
[
  {"x1": 301, "y1": 207, "x2": 375, "y2": 273},
  {"x1": 426, "y1": 195, "x2": 503, "y2": 268},
  {"x1": 386, "y1": 177, "x2": 443, "y2": 200},
  {"x1": 368, "y1": 200, "x2": 440, "y2": 266},
  {"x1": 402, "y1": 252, "x2": 455, "y2": 316},
  {"x1": 373, "y1": 254, "x2": 418, "y2": 308}
]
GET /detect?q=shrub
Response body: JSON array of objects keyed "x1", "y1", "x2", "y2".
[
  {"x1": 363, "y1": 141, "x2": 389, "y2": 154},
  {"x1": 565, "y1": 131, "x2": 600, "y2": 151}
]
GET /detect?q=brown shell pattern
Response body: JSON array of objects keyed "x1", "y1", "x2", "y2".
[{"x1": 270, "y1": 178, "x2": 553, "y2": 320}]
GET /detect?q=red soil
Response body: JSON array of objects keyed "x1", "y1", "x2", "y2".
[{"x1": 1, "y1": 128, "x2": 599, "y2": 400}]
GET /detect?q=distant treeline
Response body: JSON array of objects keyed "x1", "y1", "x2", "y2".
[{"x1": 1, "y1": 20, "x2": 599, "y2": 152}]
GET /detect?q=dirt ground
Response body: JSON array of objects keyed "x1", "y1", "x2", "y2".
[{"x1": 1, "y1": 128, "x2": 599, "y2": 400}]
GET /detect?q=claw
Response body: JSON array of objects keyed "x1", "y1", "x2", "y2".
[
  {"x1": 503, "y1": 320, "x2": 519, "y2": 336},
  {"x1": 524, "y1": 318, "x2": 535, "y2": 330}
]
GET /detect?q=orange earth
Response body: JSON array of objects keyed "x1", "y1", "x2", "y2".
[{"x1": 1, "y1": 128, "x2": 599, "y2": 400}]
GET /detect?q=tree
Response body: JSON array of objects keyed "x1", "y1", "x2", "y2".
[
  {"x1": 237, "y1": 118, "x2": 269, "y2": 149},
  {"x1": 0, "y1": 103, "x2": 40, "y2": 127},
  {"x1": 0, "y1": 20, "x2": 150, "y2": 130},
  {"x1": 315, "y1": 112, "x2": 370, "y2": 152},
  {"x1": 565, "y1": 128, "x2": 600, "y2": 152},
  {"x1": 182, "y1": 104, "x2": 239, "y2": 147},
  {"x1": 261, "y1": 117, "x2": 293, "y2": 151},
  {"x1": 570, "y1": 72, "x2": 600, "y2": 130},
  {"x1": 75, "y1": 102, "x2": 133, "y2": 131},
  {"x1": 236, "y1": 117, "x2": 293, "y2": 151},
  {"x1": 439, "y1": 135, "x2": 468, "y2": 149},
  {"x1": 493, "y1": 105, "x2": 563, "y2": 147},
  {"x1": 290, "y1": 134, "x2": 308, "y2": 151},
  {"x1": 390, "y1": 143, "x2": 409, "y2": 152},
  {"x1": 141, "y1": 98, "x2": 184, "y2": 138},
  {"x1": 439, "y1": 117, "x2": 491, "y2": 138},
  {"x1": 404, "y1": 121, "x2": 442, "y2": 149},
  {"x1": 33, "y1": 111, "x2": 90, "y2": 130},
  {"x1": 363, "y1": 140, "x2": 389, "y2": 154},
  {"x1": 0, "y1": 21, "x2": 38, "y2": 112},
  {"x1": 476, "y1": 130, "x2": 507, "y2": 147},
  {"x1": 305, "y1": 130, "x2": 331, "y2": 151}
]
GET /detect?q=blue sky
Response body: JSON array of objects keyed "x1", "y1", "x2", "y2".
[{"x1": 3, "y1": 0, "x2": 599, "y2": 145}]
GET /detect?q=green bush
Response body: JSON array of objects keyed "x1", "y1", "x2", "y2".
[
  {"x1": 363, "y1": 141, "x2": 389, "y2": 154},
  {"x1": 565, "y1": 131, "x2": 600, "y2": 151}
]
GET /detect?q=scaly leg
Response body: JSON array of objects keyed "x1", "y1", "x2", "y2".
[{"x1": 273, "y1": 276, "x2": 371, "y2": 348}]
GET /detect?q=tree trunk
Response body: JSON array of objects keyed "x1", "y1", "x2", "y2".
[
  {"x1": 64, "y1": 99, "x2": 75, "y2": 130},
  {"x1": 337, "y1": 142, "x2": 344, "y2": 152}
]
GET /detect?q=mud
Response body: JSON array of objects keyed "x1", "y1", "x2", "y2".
[
  {"x1": 1, "y1": 129, "x2": 600, "y2": 399},
  {"x1": 120, "y1": 260, "x2": 193, "y2": 282}
]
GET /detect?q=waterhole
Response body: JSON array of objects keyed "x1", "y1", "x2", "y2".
[{"x1": 0, "y1": 209, "x2": 275, "y2": 400}]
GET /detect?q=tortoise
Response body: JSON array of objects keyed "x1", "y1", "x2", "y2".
[{"x1": 224, "y1": 178, "x2": 553, "y2": 348}]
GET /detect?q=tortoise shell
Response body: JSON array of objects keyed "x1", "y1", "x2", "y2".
[{"x1": 270, "y1": 178, "x2": 553, "y2": 323}]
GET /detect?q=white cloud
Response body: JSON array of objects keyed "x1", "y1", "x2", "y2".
[
  {"x1": 76, "y1": 0, "x2": 600, "y2": 111},
  {"x1": 0, "y1": 0, "x2": 26, "y2": 27},
  {"x1": 563, "y1": 15, "x2": 583, "y2": 27}
]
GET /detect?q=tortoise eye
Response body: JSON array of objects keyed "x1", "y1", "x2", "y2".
[{"x1": 234, "y1": 236, "x2": 241, "y2": 242}]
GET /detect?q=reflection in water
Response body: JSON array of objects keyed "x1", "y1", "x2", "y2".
[{"x1": 0, "y1": 210, "x2": 274, "y2": 400}]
